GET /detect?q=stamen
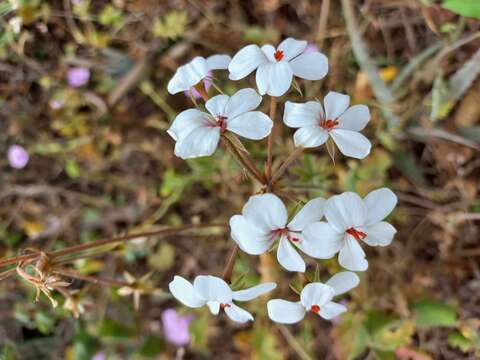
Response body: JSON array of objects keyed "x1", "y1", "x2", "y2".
[
  {"x1": 311, "y1": 305, "x2": 320, "y2": 314},
  {"x1": 320, "y1": 119, "x2": 339, "y2": 131},
  {"x1": 220, "y1": 303, "x2": 231, "y2": 310},
  {"x1": 216, "y1": 115, "x2": 228, "y2": 134},
  {"x1": 274, "y1": 50, "x2": 284, "y2": 61},
  {"x1": 346, "y1": 227, "x2": 367, "y2": 241}
]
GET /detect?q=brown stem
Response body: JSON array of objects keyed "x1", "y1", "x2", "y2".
[
  {"x1": 53, "y1": 268, "x2": 131, "y2": 287},
  {"x1": 266, "y1": 97, "x2": 277, "y2": 180},
  {"x1": 222, "y1": 244, "x2": 239, "y2": 283},
  {"x1": 222, "y1": 136, "x2": 265, "y2": 184},
  {"x1": 0, "y1": 224, "x2": 226, "y2": 269},
  {"x1": 270, "y1": 148, "x2": 304, "y2": 186},
  {"x1": 194, "y1": 83, "x2": 209, "y2": 102}
]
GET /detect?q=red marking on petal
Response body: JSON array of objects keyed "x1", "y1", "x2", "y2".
[
  {"x1": 346, "y1": 227, "x2": 367, "y2": 241},
  {"x1": 311, "y1": 305, "x2": 320, "y2": 314},
  {"x1": 320, "y1": 119, "x2": 339, "y2": 131},
  {"x1": 274, "y1": 50, "x2": 284, "y2": 61}
]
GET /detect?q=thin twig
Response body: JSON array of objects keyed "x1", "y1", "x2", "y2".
[
  {"x1": 222, "y1": 244, "x2": 239, "y2": 283},
  {"x1": 266, "y1": 97, "x2": 277, "y2": 180},
  {"x1": 53, "y1": 268, "x2": 130, "y2": 287},
  {"x1": 278, "y1": 325, "x2": 313, "y2": 360},
  {"x1": 222, "y1": 136, "x2": 265, "y2": 184},
  {"x1": 270, "y1": 148, "x2": 304, "y2": 186},
  {"x1": 0, "y1": 224, "x2": 226, "y2": 269}
]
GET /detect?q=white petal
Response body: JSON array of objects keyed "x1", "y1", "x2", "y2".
[
  {"x1": 206, "y1": 54, "x2": 231, "y2": 70},
  {"x1": 205, "y1": 94, "x2": 229, "y2": 117},
  {"x1": 278, "y1": 38, "x2": 307, "y2": 61},
  {"x1": 300, "y1": 283, "x2": 335, "y2": 309},
  {"x1": 167, "y1": 109, "x2": 208, "y2": 141},
  {"x1": 338, "y1": 237, "x2": 368, "y2": 271},
  {"x1": 319, "y1": 301, "x2": 347, "y2": 320},
  {"x1": 228, "y1": 44, "x2": 267, "y2": 80},
  {"x1": 243, "y1": 193, "x2": 288, "y2": 233},
  {"x1": 267, "y1": 300, "x2": 306, "y2": 324},
  {"x1": 225, "y1": 88, "x2": 262, "y2": 119},
  {"x1": 300, "y1": 222, "x2": 344, "y2": 258},
  {"x1": 325, "y1": 271, "x2": 360, "y2": 296},
  {"x1": 169, "y1": 276, "x2": 206, "y2": 308},
  {"x1": 232, "y1": 282, "x2": 277, "y2": 301},
  {"x1": 260, "y1": 44, "x2": 276, "y2": 62},
  {"x1": 324, "y1": 192, "x2": 367, "y2": 232},
  {"x1": 363, "y1": 188, "x2": 398, "y2": 226},
  {"x1": 174, "y1": 127, "x2": 220, "y2": 159},
  {"x1": 277, "y1": 237, "x2": 306, "y2": 272},
  {"x1": 227, "y1": 111, "x2": 273, "y2": 140},
  {"x1": 363, "y1": 222, "x2": 396, "y2": 247},
  {"x1": 324, "y1": 91, "x2": 350, "y2": 120},
  {"x1": 330, "y1": 129, "x2": 371, "y2": 159},
  {"x1": 207, "y1": 300, "x2": 220, "y2": 315},
  {"x1": 290, "y1": 52, "x2": 329, "y2": 80},
  {"x1": 193, "y1": 275, "x2": 232, "y2": 303},
  {"x1": 229, "y1": 215, "x2": 272, "y2": 255},
  {"x1": 338, "y1": 105, "x2": 370, "y2": 131},
  {"x1": 167, "y1": 56, "x2": 209, "y2": 94},
  {"x1": 293, "y1": 126, "x2": 329, "y2": 148},
  {"x1": 256, "y1": 62, "x2": 293, "y2": 97},
  {"x1": 283, "y1": 101, "x2": 323, "y2": 128},
  {"x1": 224, "y1": 303, "x2": 254, "y2": 323},
  {"x1": 288, "y1": 197, "x2": 326, "y2": 231}
]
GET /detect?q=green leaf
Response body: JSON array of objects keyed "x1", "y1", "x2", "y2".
[
  {"x1": 148, "y1": 243, "x2": 175, "y2": 271},
  {"x1": 333, "y1": 312, "x2": 368, "y2": 360},
  {"x1": 98, "y1": 318, "x2": 135, "y2": 339},
  {"x1": 65, "y1": 159, "x2": 81, "y2": 178},
  {"x1": 138, "y1": 335, "x2": 165, "y2": 357},
  {"x1": 448, "y1": 331, "x2": 475, "y2": 352},
  {"x1": 442, "y1": 0, "x2": 480, "y2": 19},
  {"x1": 73, "y1": 325, "x2": 97, "y2": 360},
  {"x1": 0, "y1": 343, "x2": 16, "y2": 360},
  {"x1": 152, "y1": 11, "x2": 188, "y2": 39},
  {"x1": 411, "y1": 300, "x2": 457, "y2": 327},
  {"x1": 392, "y1": 150, "x2": 427, "y2": 187},
  {"x1": 251, "y1": 323, "x2": 283, "y2": 360},
  {"x1": 35, "y1": 311, "x2": 55, "y2": 335}
]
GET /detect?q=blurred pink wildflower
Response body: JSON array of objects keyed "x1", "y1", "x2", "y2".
[
  {"x1": 8, "y1": 145, "x2": 29, "y2": 169},
  {"x1": 67, "y1": 67, "x2": 90, "y2": 87},
  {"x1": 161, "y1": 308, "x2": 193, "y2": 346}
]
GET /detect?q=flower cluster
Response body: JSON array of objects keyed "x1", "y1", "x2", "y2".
[{"x1": 165, "y1": 38, "x2": 398, "y2": 326}]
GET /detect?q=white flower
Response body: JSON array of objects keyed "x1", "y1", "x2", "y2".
[
  {"x1": 283, "y1": 91, "x2": 372, "y2": 159},
  {"x1": 303, "y1": 188, "x2": 397, "y2": 271},
  {"x1": 167, "y1": 88, "x2": 273, "y2": 159},
  {"x1": 267, "y1": 271, "x2": 359, "y2": 324},
  {"x1": 167, "y1": 54, "x2": 231, "y2": 95},
  {"x1": 229, "y1": 193, "x2": 326, "y2": 272},
  {"x1": 169, "y1": 275, "x2": 276, "y2": 323},
  {"x1": 228, "y1": 38, "x2": 328, "y2": 97}
]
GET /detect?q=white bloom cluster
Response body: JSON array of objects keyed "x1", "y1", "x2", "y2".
[{"x1": 165, "y1": 38, "x2": 398, "y2": 325}]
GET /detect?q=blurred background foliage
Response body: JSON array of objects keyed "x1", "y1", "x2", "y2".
[{"x1": 0, "y1": 0, "x2": 480, "y2": 359}]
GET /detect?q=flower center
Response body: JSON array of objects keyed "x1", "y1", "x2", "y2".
[
  {"x1": 220, "y1": 303, "x2": 231, "y2": 310},
  {"x1": 320, "y1": 119, "x2": 339, "y2": 131},
  {"x1": 274, "y1": 49, "x2": 284, "y2": 62},
  {"x1": 310, "y1": 305, "x2": 320, "y2": 314},
  {"x1": 216, "y1": 115, "x2": 228, "y2": 134},
  {"x1": 346, "y1": 227, "x2": 367, "y2": 241},
  {"x1": 270, "y1": 228, "x2": 301, "y2": 243}
]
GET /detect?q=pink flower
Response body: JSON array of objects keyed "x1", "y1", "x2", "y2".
[
  {"x1": 8, "y1": 145, "x2": 29, "y2": 169},
  {"x1": 90, "y1": 353, "x2": 105, "y2": 360},
  {"x1": 161, "y1": 308, "x2": 193, "y2": 346},
  {"x1": 67, "y1": 67, "x2": 90, "y2": 87}
]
